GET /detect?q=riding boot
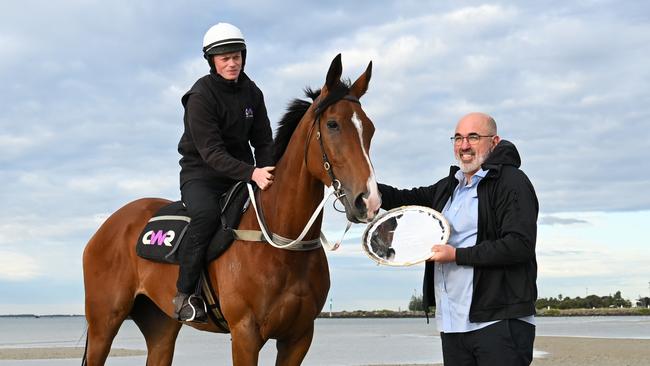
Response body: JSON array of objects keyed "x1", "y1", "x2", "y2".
[{"x1": 172, "y1": 291, "x2": 208, "y2": 323}]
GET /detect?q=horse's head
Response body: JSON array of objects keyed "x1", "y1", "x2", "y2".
[{"x1": 305, "y1": 54, "x2": 381, "y2": 223}]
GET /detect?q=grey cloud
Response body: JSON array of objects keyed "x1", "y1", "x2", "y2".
[
  {"x1": 539, "y1": 216, "x2": 589, "y2": 226},
  {"x1": 538, "y1": 249, "x2": 589, "y2": 257},
  {"x1": 2, "y1": 0, "x2": 650, "y2": 311}
]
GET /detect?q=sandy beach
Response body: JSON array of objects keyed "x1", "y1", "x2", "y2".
[
  {"x1": 367, "y1": 336, "x2": 650, "y2": 366},
  {"x1": 359, "y1": 336, "x2": 650, "y2": 366},
  {"x1": 0, "y1": 347, "x2": 145, "y2": 360},
  {"x1": 1, "y1": 336, "x2": 649, "y2": 365},
  {"x1": 529, "y1": 336, "x2": 650, "y2": 366}
]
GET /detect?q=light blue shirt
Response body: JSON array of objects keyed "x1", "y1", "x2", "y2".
[{"x1": 435, "y1": 168, "x2": 534, "y2": 333}]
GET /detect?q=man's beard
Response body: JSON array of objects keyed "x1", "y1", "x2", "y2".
[{"x1": 456, "y1": 149, "x2": 490, "y2": 173}]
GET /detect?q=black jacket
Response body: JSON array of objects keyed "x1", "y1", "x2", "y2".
[
  {"x1": 178, "y1": 71, "x2": 274, "y2": 189},
  {"x1": 378, "y1": 140, "x2": 538, "y2": 322}
]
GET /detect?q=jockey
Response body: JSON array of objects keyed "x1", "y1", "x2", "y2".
[{"x1": 173, "y1": 22, "x2": 275, "y2": 322}]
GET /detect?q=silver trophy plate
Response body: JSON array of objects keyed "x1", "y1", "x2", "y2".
[{"x1": 361, "y1": 205, "x2": 450, "y2": 266}]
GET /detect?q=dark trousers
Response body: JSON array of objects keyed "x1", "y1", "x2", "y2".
[
  {"x1": 440, "y1": 319, "x2": 535, "y2": 366},
  {"x1": 176, "y1": 179, "x2": 225, "y2": 294}
]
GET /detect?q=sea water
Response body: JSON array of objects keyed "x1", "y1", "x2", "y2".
[{"x1": 1, "y1": 316, "x2": 649, "y2": 365}]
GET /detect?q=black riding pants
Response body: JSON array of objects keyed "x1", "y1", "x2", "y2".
[
  {"x1": 440, "y1": 319, "x2": 535, "y2": 366},
  {"x1": 176, "y1": 179, "x2": 226, "y2": 294}
]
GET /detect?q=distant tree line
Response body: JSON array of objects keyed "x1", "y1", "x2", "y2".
[
  {"x1": 536, "y1": 291, "x2": 636, "y2": 309},
  {"x1": 409, "y1": 291, "x2": 650, "y2": 311}
]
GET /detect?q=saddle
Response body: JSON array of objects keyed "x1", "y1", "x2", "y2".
[{"x1": 135, "y1": 181, "x2": 250, "y2": 264}]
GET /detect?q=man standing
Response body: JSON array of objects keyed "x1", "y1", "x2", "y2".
[{"x1": 379, "y1": 112, "x2": 538, "y2": 365}]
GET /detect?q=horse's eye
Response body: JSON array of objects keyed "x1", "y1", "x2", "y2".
[{"x1": 326, "y1": 120, "x2": 339, "y2": 130}]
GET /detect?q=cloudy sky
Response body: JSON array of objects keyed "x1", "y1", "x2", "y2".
[{"x1": 1, "y1": 0, "x2": 649, "y2": 314}]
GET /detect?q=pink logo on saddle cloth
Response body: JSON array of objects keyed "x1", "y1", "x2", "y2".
[{"x1": 142, "y1": 230, "x2": 175, "y2": 246}]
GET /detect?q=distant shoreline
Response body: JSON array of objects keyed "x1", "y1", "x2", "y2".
[
  {"x1": 2, "y1": 307, "x2": 649, "y2": 319},
  {"x1": 0, "y1": 314, "x2": 83, "y2": 318},
  {"x1": 317, "y1": 307, "x2": 650, "y2": 318}
]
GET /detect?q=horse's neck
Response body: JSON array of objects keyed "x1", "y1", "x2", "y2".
[
  {"x1": 259, "y1": 132, "x2": 325, "y2": 241},
  {"x1": 260, "y1": 162, "x2": 324, "y2": 240}
]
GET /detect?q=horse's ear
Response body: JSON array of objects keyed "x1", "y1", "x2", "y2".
[
  {"x1": 325, "y1": 54, "x2": 343, "y2": 89},
  {"x1": 350, "y1": 61, "x2": 372, "y2": 99}
]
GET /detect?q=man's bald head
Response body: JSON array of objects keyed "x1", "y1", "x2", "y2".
[{"x1": 455, "y1": 112, "x2": 497, "y2": 135}]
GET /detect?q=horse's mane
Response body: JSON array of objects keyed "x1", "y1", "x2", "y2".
[
  {"x1": 273, "y1": 81, "x2": 351, "y2": 162},
  {"x1": 272, "y1": 88, "x2": 320, "y2": 162}
]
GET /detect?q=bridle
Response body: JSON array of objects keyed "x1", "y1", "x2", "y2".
[
  {"x1": 304, "y1": 92, "x2": 361, "y2": 207},
  {"x1": 238, "y1": 88, "x2": 361, "y2": 251}
]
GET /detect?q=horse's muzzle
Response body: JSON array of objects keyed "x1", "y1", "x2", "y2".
[{"x1": 346, "y1": 190, "x2": 380, "y2": 223}]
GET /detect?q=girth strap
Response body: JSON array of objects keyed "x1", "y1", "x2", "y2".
[
  {"x1": 200, "y1": 271, "x2": 229, "y2": 332},
  {"x1": 231, "y1": 229, "x2": 324, "y2": 251}
]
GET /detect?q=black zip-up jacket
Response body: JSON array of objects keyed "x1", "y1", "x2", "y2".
[
  {"x1": 378, "y1": 140, "x2": 538, "y2": 322},
  {"x1": 178, "y1": 71, "x2": 274, "y2": 189}
]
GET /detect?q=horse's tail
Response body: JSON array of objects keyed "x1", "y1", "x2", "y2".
[
  {"x1": 80, "y1": 322, "x2": 88, "y2": 366},
  {"x1": 80, "y1": 336, "x2": 88, "y2": 365}
]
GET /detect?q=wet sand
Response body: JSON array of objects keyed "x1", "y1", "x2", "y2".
[
  {"x1": 1, "y1": 336, "x2": 649, "y2": 364},
  {"x1": 0, "y1": 347, "x2": 145, "y2": 360},
  {"x1": 365, "y1": 336, "x2": 650, "y2": 366},
  {"x1": 529, "y1": 336, "x2": 650, "y2": 366}
]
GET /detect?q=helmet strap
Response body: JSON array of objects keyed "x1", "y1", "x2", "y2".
[{"x1": 207, "y1": 56, "x2": 216, "y2": 73}]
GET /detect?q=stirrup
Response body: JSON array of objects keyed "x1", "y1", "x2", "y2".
[
  {"x1": 183, "y1": 294, "x2": 208, "y2": 323},
  {"x1": 173, "y1": 293, "x2": 208, "y2": 323}
]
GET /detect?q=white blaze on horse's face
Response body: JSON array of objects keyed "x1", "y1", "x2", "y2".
[{"x1": 351, "y1": 111, "x2": 381, "y2": 220}]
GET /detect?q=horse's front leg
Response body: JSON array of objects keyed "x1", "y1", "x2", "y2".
[
  {"x1": 275, "y1": 327, "x2": 314, "y2": 366},
  {"x1": 230, "y1": 320, "x2": 265, "y2": 366}
]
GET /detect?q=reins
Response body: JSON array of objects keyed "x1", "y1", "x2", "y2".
[{"x1": 238, "y1": 182, "x2": 349, "y2": 251}]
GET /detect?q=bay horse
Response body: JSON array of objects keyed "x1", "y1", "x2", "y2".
[{"x1": 82, "y1": 54, "x2": 381, "y2": 365}]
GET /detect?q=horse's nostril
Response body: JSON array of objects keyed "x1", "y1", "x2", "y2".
[{"x1": 354, "y1": 192, "x2": 368, "y2": 213}]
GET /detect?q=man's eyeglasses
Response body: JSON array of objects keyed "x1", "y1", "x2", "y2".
[{"x1": 450, "y1": 134, "x2": 495, "y2": 145}]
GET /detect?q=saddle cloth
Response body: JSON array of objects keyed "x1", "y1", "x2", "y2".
[{"x1": 135, "y1": 181, "x2": 250, "y2": 264}]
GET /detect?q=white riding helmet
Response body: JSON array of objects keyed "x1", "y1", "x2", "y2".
[{"x1": 202, "y1": 22, "x2": 246, "y2": 59}]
